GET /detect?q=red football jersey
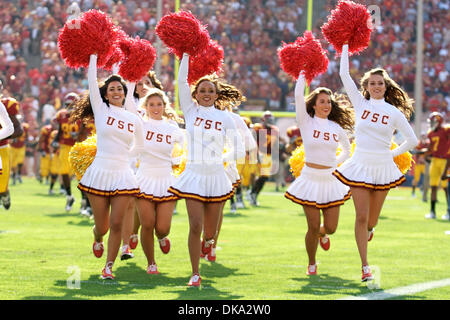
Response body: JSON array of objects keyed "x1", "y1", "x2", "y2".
[
  {"x1": 0, "y1": 97, "x2": 19, "y2": 147},
  {"x1": 39, "y1": 124, "x2": 53, "y2": 153},
  {"x1": 55, "y1": 108, "x2": 80, "y2": 146},
  {"x1": 427, "y1": 125, "x2": 450, "y2": 159},
  {"x1": 253, "y1": 123, "x2": 279, "y2": 155},
  {"x1": 10, "y1": 122, "x2": 29, "y2": 148}
]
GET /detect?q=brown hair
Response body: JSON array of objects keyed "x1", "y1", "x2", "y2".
[
  {"x1": 140, "y1": 88, "x2": 183, "y2": 124},
  {"x1": 360, "y1": 68, "x2": 414, "y2": 120},
  {"x1": 305, "y1": 87, "x2": 355, "y2": 132},
  {"x1": 70, "y1": 75, "x2": 128, "y2": 123},
  {"x1": 191, "y1": 75, "x2": 246, "y2": 111},
  {"x1": 133, "y1": 71, "x2": 163, "y2": 99}
]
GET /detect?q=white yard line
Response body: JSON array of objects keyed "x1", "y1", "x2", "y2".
[{"x1": 339, "y1": 278, "x2": 450, "y2": 300}]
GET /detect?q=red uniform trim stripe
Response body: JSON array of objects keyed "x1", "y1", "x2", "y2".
[
  {"x1": 137, "y1": 192, "x2": 179, "y2": 202},
  {"x1": 168, "y1": 186, "x2": 234, "y2": 203},
  {"x1": 78, "y1": 183, "x2": 140, "y2": 197},
  {"x1": 284, "y1": 190, "x2": 351, "y2": 209},
  {"x1": 332, "y1": 170, "x2": 406, "y2": 190}
]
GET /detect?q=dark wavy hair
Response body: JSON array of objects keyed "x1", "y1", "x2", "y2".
[
  {"x1": 191, "y1": 75, "x2": 246, "y2": 111},
  {"x1": 305, "y1": 87, "x2": 355, "y2": 132},
  {"x1": 70, "y1": 74, "x2": 128, "y2": 123}
]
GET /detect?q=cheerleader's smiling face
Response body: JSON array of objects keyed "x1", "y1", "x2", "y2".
[
  {"x1": 136, "y1": 76, "x2": 153, "y2": 98},
  {"x1": 367, "y1": 74, "x2": 386, "y2": 100},
  {"x1": 194, "y1": 80, "x2": 218, "y2": 107},
  {"x1": 145, "y1": 95, "x2": 164, "y2": 120},
  {"x1": 105, "y1": 81, "x2": 125, "y2": 106},
  {"x1": 313, "y1": 92, "x2": 332, "y2": 119}
]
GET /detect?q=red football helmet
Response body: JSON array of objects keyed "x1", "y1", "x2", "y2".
[
  {"x1": 64, "y1": 92, "x2": 80, "y2": 109},
  {"x1": 428, "y1": 112, "x2": 444, "y2": 131}
]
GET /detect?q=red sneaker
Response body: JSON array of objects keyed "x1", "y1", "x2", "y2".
[
  {"x1": 158, "y1": 237, "x2": 171, "y2": 254},
  {"x1": 101, "y1": 264, "x2": 114, "y2": 280},
  {"x1": 188, "y1": 273, "x2": 201, "y2": 287},
  {"x1": 93, "y1": 241, "x2": 104, "y2": 258},
  {"x1": 147, "y1": 263, "x2": 159, "y2": 275},
  {"x1": 368, "y1": 228, "x2": 375, "y2": 242},
  {"x1": 205, "y1": 248, "x2": 216, "y2": 262},
  {"x1": 120, "y1": 246, "x2": 134, "y2": 260},
  {"x1": 319, "y1": 235, "x2": 330, "y2": 251},
  {"x1": 201, "y1": 239, "x2": 213, "y2": 255},
  {"x1": 361, "y1": 265, "x2": 374, "y2": 282},
  {"x1": 306, "y1": 264, "x2": 317, "y2": 275},
  {"x1": 129, "y1": 234, "x2": 139, "y2": 250}
]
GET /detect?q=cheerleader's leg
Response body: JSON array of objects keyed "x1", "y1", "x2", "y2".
[
  {"x1": 136, "y1": 198, "x2": 156, "y2": 266},
  {"x1": 303, "y1": 205, "x2": 321, "y2": 266},
  {"x1": 186, "y1": 199, "x2": 205, "y2": 275},
  {"x1": 367, "y1": 190, "x2": 389, "y2": 231},
  {"x1": 106, "y1": 195, "x2": 133, "y2": 265}
]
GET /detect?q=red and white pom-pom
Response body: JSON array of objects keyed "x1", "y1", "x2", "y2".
[
  {"x1": 155, "y1": 10, "x2": 210, "y2": 58},
  {"x1": 118, "y1": 36, "x2": 157, "y2": 82},
  {"x1": 188, "y1": 40, "x2": 224, "y2": 85},
  {"x1": 102, "y1": 28, "x2": 128, "y2": 71},
  {"x1": 321, "y1": 0, "x2": 373, "y2": 56},
  {"x1": 58, "y1": 9, "x2": 120, "y2": 69},
  {"x1": 278, "y1": 31, "x2": 329, "y2": 85}
]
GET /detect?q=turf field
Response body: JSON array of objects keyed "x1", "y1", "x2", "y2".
[{"x1": 1, "y1": 177, "x2": 449, "y2": 300}]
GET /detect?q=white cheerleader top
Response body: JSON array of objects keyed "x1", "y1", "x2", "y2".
[
  {"x1": 178, "y1": 53, "x2": 245, "y2": 166},
  {"x1": 227, "y1": 110, "x2": 257, "y2": 153},
  {"x1": 88, "y1": 54, "x2": 144, "y2": 161},
  {"x1": 125, "y1": 82, "x2": 185, "y2": 170},
  {"x1": 339, "y1": 44, "x2": 418, "y2": 157},
  {"x1": 0, "y1": 101, "x2": 14, "y2": 141},
  {"x1": 295, "y1": 74, "x2": 351, "y2": 168}
]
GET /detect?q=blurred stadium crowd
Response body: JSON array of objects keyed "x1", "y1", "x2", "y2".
[{"x1": 0, "y1": 0, "x2": 448, "y2": 153}]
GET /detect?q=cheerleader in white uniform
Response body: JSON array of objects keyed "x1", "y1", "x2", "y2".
[
  {"x1": 125, "y1": 84, "x2": 184, "y2": 274},
  {"x1": 0, "y1": 101, "x2": 14, "y2": 174},
  {"x1": 71, "y1": 54, "x2": 144, "y2": 280},
  {"x1": 285, "y1": 73, "x2": 353, "y2": 276},
  {"x1": 120, "y1": 71, "x2": 165, "y2": 261},
  {"x1": 335, "y1": 43, "x2": 418, "y2": 281},
  {"x1": 168, "y1": 53, "x2": 245, "y2": 286}
]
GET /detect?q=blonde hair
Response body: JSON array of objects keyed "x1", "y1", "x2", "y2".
[
  {"x1": 305, "y1": 87, "x2": 355, "y2": 132},
  {"x1": 140, "y1": 88, "x2": 183, "y2": 124},
  {"x1": 360, "y1": 68, "x2": 414, "y2": 120}
]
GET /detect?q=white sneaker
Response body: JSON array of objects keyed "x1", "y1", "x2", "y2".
[
  {"x1": 425, "y1": 212, "x2": 436, "y2": 219},
  {"x1": 442, "y1": 213, "x2": 450, "y2": 221},
  {"x1": 230, "y1": 203, "x2": 237, "y2": 214},
  {"x1": 65, "y1": 195, "x2": 75, "y2": 212},
  {"x1": 236, "y1": 201, "x2": 245, "y2": 209}
]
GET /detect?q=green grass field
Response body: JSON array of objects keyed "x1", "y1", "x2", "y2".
[{"x1": 1, "y1": 177, "x2": 449, "y2": 300}]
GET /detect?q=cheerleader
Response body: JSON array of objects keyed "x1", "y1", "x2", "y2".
[
  {"x1": 70, "y1": 54, "x2": 144, "y2": 280},
  {"x1": 203, "y1": 100, "x2": 252, "y2": 263},
  {"x1": 121, "y1": 71, "x2": 165, "y2": 260},
  {"x1": 125, "y1": 83, "x2": 184, "y2": 274},
  {"x1": 168, "y1": 53, "x2": 245, "y2": 286},
  {"x1": 285, "y1": 73, "x2": 353, "y2": 276},
  {"x1": 0, "y1": 100, "x2": 14, "y2": 174},
  {"x1": 336, "y1": 43, "x2": 418, "y2": 281}
]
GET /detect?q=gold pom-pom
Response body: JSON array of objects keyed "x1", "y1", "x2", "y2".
[
  {"x1": 172, "y1": 141, "x2": 187, "y2": 177},
  {"x1": 391, "y1": 141, "x2": 414, "y2": 174},
  {"x1": 69, "y1": 134, "x2": 97, "y2": 180},
  {"x1": 288, "y1": 145, "x2": 306, "y2": 178},
  {"x1": 289, "y1": 141, "x2": 356, "y2": 178}
]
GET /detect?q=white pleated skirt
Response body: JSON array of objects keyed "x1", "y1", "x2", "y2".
[
  {"x1": 168, "y1": 162, "x2": 234, "y2": 202},
  {"x1": 78, "y1": 155, "x2": 139, "y2": 197},
  {"x1": 136, "y1": 165, "x2": 179, "y2": 202},
  {"x1": 224, "y1": 162, "x2": 241, "y2": 188},
  {"x1": 285, "y1": 166, "x2": 351, "y2": 209},
  {"x1": 333, "y1": 149, "x2": 405, "y2": 190}
]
